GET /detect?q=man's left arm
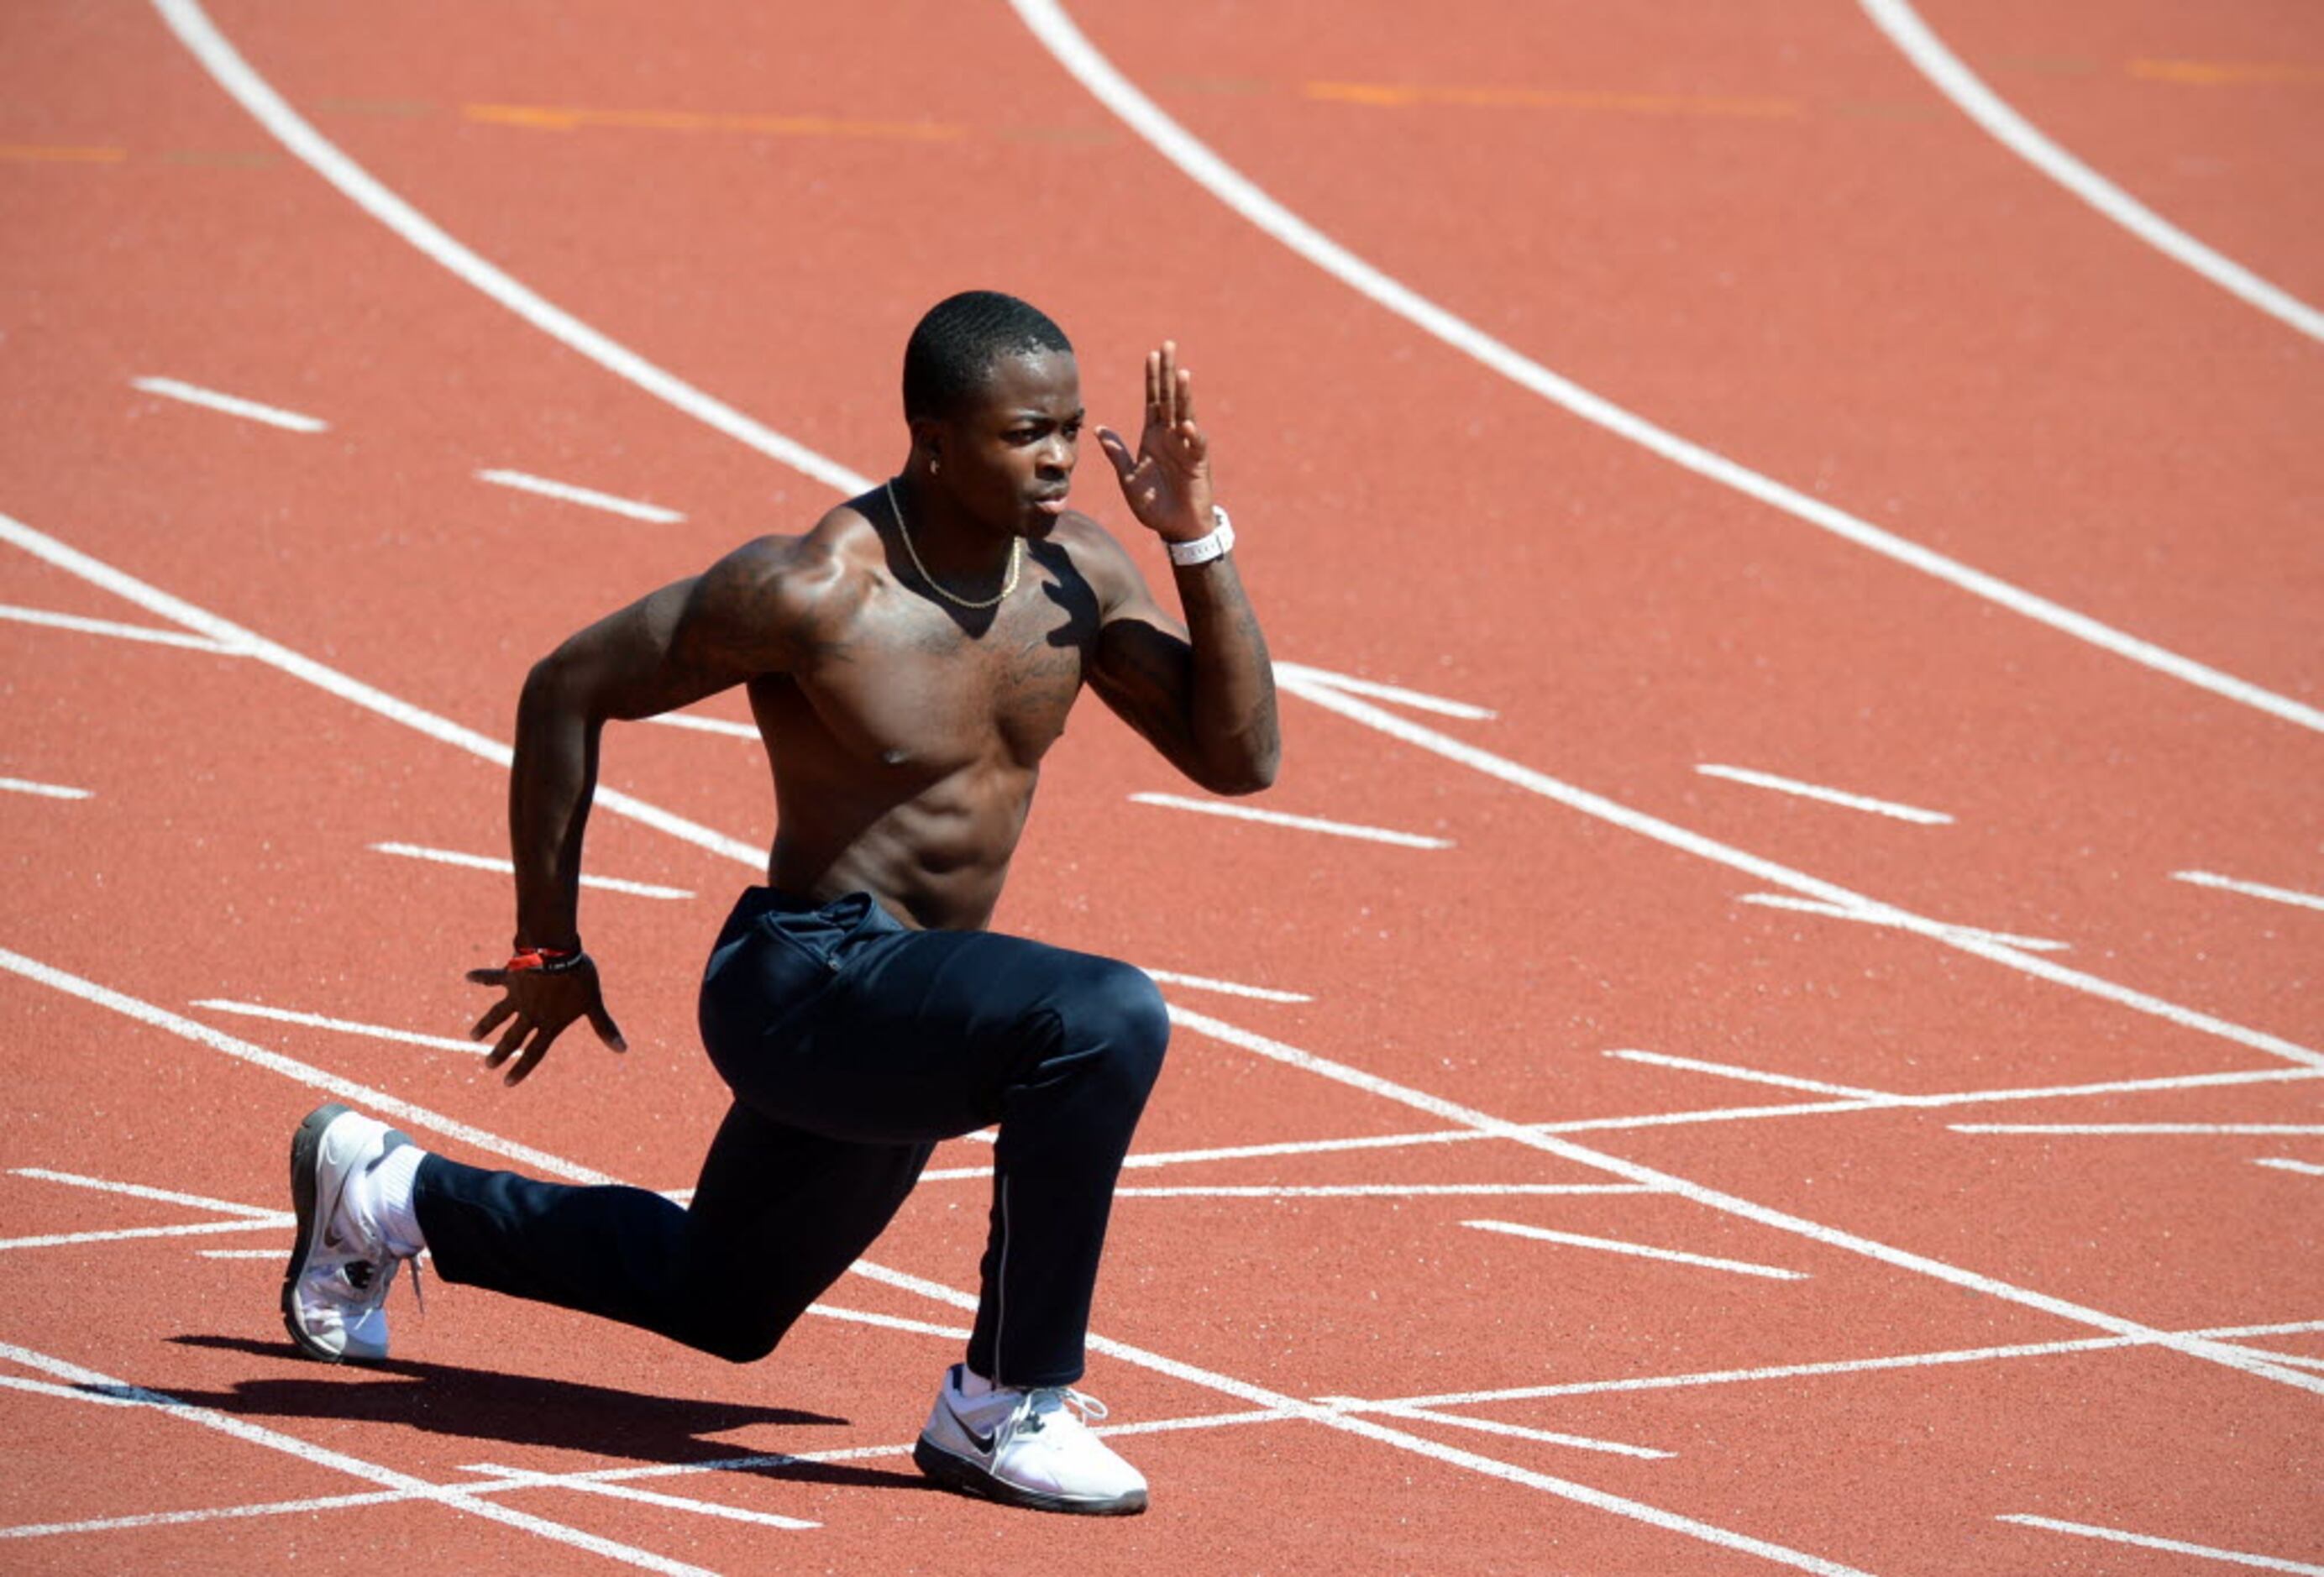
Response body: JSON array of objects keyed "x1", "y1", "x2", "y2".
[{"x1": 1089, "y1": 342, "x2": 1280, "y2": 795}]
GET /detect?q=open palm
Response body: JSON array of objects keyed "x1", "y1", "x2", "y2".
[{"x1": 1098, "y1": 340, "x2": 1214, "y2": 544}]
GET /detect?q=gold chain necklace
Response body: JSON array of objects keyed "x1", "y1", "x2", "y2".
[{"x1": 884, "y1": 479, "x2": 1021, "y2": 610}]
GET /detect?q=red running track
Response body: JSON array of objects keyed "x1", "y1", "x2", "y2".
[{"x1": 0, "y1": 1, "x2": 2317, "y2": 1571}]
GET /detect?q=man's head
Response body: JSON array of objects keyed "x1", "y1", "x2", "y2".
[{"x1": 902, "y1": 291, "x2": 1083, "y2": 537}]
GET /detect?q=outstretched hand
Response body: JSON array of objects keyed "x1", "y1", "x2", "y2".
[
  {"x1": 1097, "y1": 340, "x2": 1215, "y2": 545},
  {"x1": 465, "y1": 953, "x2": 627, "y2": 1087}
]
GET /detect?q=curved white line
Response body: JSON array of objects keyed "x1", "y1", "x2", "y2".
[
  {"x1": 1860, "y1": 0, "x2": 2324, "y2": 343},
  {"x1": 149, "y1": 0, "x2": 871, "y2": 498},
  {"x1": 1007, "y1": 0, "x2": 2324, "y2": 738}
]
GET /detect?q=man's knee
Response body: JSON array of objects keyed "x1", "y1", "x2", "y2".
[{"x1": 1060, "y1": 960, "x2": 1170, "y2": 1096}]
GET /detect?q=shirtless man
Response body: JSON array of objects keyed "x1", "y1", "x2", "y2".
[{"x1": 278, "y1": 291, "x2": 1278, "y2": 1517}]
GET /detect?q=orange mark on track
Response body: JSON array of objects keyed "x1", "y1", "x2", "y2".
[
  {"x1": 2129, "y1": 59, "x2": 2324, "y2": 87},
  {"x1": 464, "y1": 103, "x2": 964, "y2": 141},
  {"x1": 1302, "y1": 81, "x2": 1802, "y2": 118},
  {"x1": 0, "y1": 144, "x2": 129, "y2": 163}
]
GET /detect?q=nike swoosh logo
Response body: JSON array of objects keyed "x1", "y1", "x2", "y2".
[{"x1": 946, "y1": 1399, "x2": 995, "y2": 1454}]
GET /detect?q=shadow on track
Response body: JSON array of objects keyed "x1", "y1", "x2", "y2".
[{"x1": 147, "y1": 1334, "x2": 934, "y2": 1492}]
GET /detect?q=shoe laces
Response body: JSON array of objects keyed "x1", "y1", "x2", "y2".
[
  {"x1": 341, "y1": 1251, "x2": 425, "y2": 1318},
  {"x1": 1019, "y1": 1386, "x2": 1105, "y2": 1434}
]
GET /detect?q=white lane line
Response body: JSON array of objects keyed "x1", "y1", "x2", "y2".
[
  {"x1": 1308, "y1": 1401, "x2": 1671, "y2": 1459},
  {"x1": 6, "y1": 946, "x2": 1874, "y2": 1577},
  {"x1": 1859, "y1": 0, "x2": 2324, "y2": 343},
  {"x1": 1606, "y1": 1050, "x2": 1907, "y2": 1103},
  {"x1": 2174, "y1": 870, "x2": 2324, "y2": 915},
  {"x1": 464, "y1": 1465, "x2": 816, "y2": 1531},
  {"x1": 1369, "y1": 1318, "x2": 2324, "y2": 1411},
  {"x1": 1271, "y1": 661, "x2": 1495, "y2": 720},
  {"x1": 1129, "y1": 791, "x2": 1451, "y2": 849},
  {"x1": 0, "y1": 946, "x2": 611, "y2": 1183},
  {"x1": 370, "y1": 841, "x2": 694, "y2": 900},
  {"x1": 805, "y1": 1303, "x2": 973, "y2": 1342},
  {"x1": 1954, "y1": 1124, "x2": 2324, "y2": 1136},
  {"x1": 849, "y1": 1259, "x2": 1881, "y2": 1577},
  {"x1": 1696, "y1": 763, "x2": 1952, "y2": 825},
  {"x1": 129, "y1": 375, "x2": 328, "y2": 433},
  {"x1": 1, "y1": 1219, "x2": 291, "y2": 1251},
  {"x1": 150, "y1": 0, "x2": 868, "y2": 497},
  {"x1": 1466, "y1": 1219, "x2": 1808, "y2": 1281},
  {"x1": 191, "y1": 998, "x2": 485, "y2": 1054},
  {"x1": 1117, "y1": 1183, "x2": 1659, "y2": 1198},
  {"x1": 645, "y1": 711, "x2": 760, "y2": 740},
  {"x1": 1736, "y1": 892, "x2": 2072, "y2": 953},
  {"x1": 11, "y1": 1166, "x2": 286, "y2": 1219},
  {"x1": 475, "y1": 469, "x2": 685, "y2": 525},
  {"x1": 1166, "y1": 1003, "x2": 2324, "y2": 1396},
  {"x1": 1996, "y1": 1514, "x2": 2324, "y2": 1574},
  {"x1": 0, "y1": 1342, "x2": 717, "y2": 1574},
  {"x1": 0, "y1": 775, "x2": 90, "y2": 800},
  {"x1": 2256, "y1": 1158, "x2": 2324, "y2": 1177},
  {"x1": 1014, "y1": 3, "x2": 2324, "y2": 738},
  {"x1": 1277, "y1": 668, "x2": 2318, "y2": 1066},
  {"x1": 0, "y1": 601, "x2": 249, "y2": 654},
  {"x1": 1145, "y1": 968, "x2": 1311, "y2": 1003},
  {"x1": 0, "y1": 510, "x2": 765, "y2": 871},
  {"x1": 198, "y1": 1248, "x2": 289, "y2": 1259}
]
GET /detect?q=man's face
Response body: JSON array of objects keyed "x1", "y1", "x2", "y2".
[{"x1": 931, "y1": 348, "x2": 1083, "y2": 537}]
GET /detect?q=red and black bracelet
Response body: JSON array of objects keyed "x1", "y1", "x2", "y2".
[{"x1": 506, "y1": 944, "x2": 587, "y2": 975}]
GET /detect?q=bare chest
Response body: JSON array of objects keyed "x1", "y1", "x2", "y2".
[{"x1": 766, "y1": 572, "x2": 1098, "y2": 772}]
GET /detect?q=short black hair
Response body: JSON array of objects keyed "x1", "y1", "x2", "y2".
[{"x1": 902, "y1": 291, "x2": 1073, "y2": 422}]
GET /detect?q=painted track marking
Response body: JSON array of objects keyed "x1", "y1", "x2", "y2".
[
  {"x1": 1129, "y1": 791, "x2": 1450, "y2": 848},
  {"x1": 1144, "y1": 968, "x2": 1311, "y2": 1003},
  {"x1": 190, "y1": 998, "x2": 485, "y2": 1053},
  {"x1": 462, "y1": 1465, "x2": 816, "y2": 1531},
  {"x1": 1465, "y1": 1219, "x2": 1809, "y2": 1281},
  {"x1": 0, "y1": 1342, "x2": 720, "y2": 1574},
  {"x1": 371, "y1": 841, "x2": 695, "y2": 899},
  {"x1": 129, "y1": 375, "x2": 328, "y2": 432},
  {"x1": 645, "y1": 711, "x2": 760, "y2": 740},
  {"x1": 1278, "y1": 668, "x2": 2318, "y2": 1066},
  {"x1": 2174, "y1": 870, "x2": 2324, "y2": 915},
  {"x1": 0, "y1": 775, "x2": 90, "y2": 801},
  {"x1": 150, "y1": 0, "x2": 868, "y2": 496},
  {"x1": 1304, "y1": 1401, "x2": 1674, "y2": 1459},
  {"x1": 0, "y1": 601, "x2": 247, "y2": 653},
  {"x1": 1954, "y1": 1124, "x2": 2324, "y2": 1136},
  {"x1": 1860, "y1": 0, "x2": 2324, "y2": 342},
  {"x1": 1010, "y1": 0, "x2": 2324, "y2": 736},
  {"x1": 475, "y1": 468, "x2": 685, "y2": 524},
  {"x1": 12, "y1": 1166, "x2": 287, "y2": 1219},
  {"x1": 0, "y1": 946, "x2": 1876, "y2": 1575},
  {"x1": 1696, "y1": 762, "x2": 1952, "y2": 825},
  {"x1": 1736, "y1": 892, "x2": 2071, "y2": 953},
  {"x1": 1166, "y1": 1003, "x2": 2324, "y2": 1396},
  {"x1": 2256, "y1": 1158, "x2": 2324, "y2": 1177},
  {"x1": 1607, "y1": 1049, "x2": 1907, "y2": 1103},
  {"x1": 2, "y1": 1219, "x2": 292, "y2": 1252},
  {"x1": 1996, "y1": 1513, "x2": 2324, "y2": 1574},
  {"x1": 1115, "y1": 1183, "x2": 1657, "y2": 1198}
]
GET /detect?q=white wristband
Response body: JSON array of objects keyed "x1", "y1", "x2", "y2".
[{"x1": 1167, "y1": 506, "x2": 1235, "y2": 567}]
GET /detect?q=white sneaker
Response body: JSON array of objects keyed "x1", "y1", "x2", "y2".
[
  {"x1": 913, "y1": 1365, "x2": 1148, "y2": 1515},
  {"x1": 281, "y1": 1103, "x2": 419, "y2": 1364}
]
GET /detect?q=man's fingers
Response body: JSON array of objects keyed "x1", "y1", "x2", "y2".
[
  {"x1": 1174, "y1": 364, "x2": 1194, "y2": 425},
  {"x1": 465, "y1": 967, "x2": 507, "y2": 987},
  {"x1": 503, "y1": 1025, "x2": 556, "y2": 1086},
  {"x1": 1155, "y1": 342, "x2": 1178, "y2": 429},
  {"x1": 470, "y1": 998, "x2": 516, "y2": 1042},
  {"x1": 587, "y1": 1000, "x2": 628, "y2": 1054},
  {"x1": 1096, "y1": 427, "x2": 1136, "y2": 483},
  {"x1": 485, "y1": 1018, "x2": 531, "y2": 1069},
  {"x1": 1144, "y1": 349, "x2": 1160, "y2": 422}
]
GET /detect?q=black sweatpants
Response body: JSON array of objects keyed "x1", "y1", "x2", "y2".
[{"x1": 412, "y1": 888, "x2": 1170, "y2": 1386}]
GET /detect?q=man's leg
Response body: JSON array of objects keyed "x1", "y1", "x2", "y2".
[{"x1": 411, "y1": 1106, "x2": 932, "y2": 1363}]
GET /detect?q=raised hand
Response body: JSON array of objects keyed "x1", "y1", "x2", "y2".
[
  {"x1": 465, "y1": 952, "x2": 627, "y2": 1087},
  {"x1": 1096, "y1": 340, "x2": 1216, "y2": 545}
]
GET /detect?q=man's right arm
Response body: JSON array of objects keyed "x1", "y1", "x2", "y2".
[{"x1": 470, "y1": 533, "x2": 842, "y2": 1083}]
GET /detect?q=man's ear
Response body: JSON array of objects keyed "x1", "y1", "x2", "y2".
[{"x1": 907, "y1": 415, "x2": 946, "y2": 473}]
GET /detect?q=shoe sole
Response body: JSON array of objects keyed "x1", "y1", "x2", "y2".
[
  {"x1": 281, "y1": 1103, "x2": 409, "y2": 1364},
  {"x1": 911, "y1": 1437, "x2": 1147, "y2": 1517}
]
